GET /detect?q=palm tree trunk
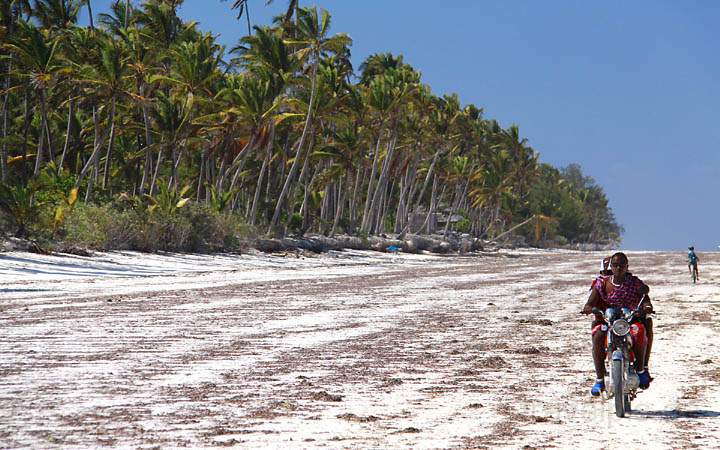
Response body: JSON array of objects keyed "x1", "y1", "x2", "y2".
[
  {"x1": 102, "y1": 97, "x2": 116, "y2": 189},
  {"x1": 215, "y1": 158, "x2": 226, "y2": 193},
  {"x1": 395, "y1": 157, "x2": 416, "y2": 233},
  {"x1": 33, "y1": 91, "x2": 48, "y2": 175},
  {"x1": 360, "y1": 125, "x2": 385, "y2": 232},
  {"x1": 416, "y1": 175, "x2": 438, "y2": 234},
  {"x1": 443, "y1": 180, "x2": 469, "y2": 236},
  {"x1": 138, "y1": 97, "x2": 153, "y2": 195},
  {"x1": 43, "y1": 105, "x2": 54, "y2": 162},
  {"x1": 20, "y1": 92, "x2": 31, "y2": 183},
  {"x1": 196, "y1": 149, "x2": 206, "y2": 201},
  {"x1": 206, "y1": 154, "x2": 214, "y2": 202},
  {"x1": 77, "y1": 125, "x2": 111, "y2": 203},
  {"x1": 85, "y1": 0, "x2": 95, "y2": 29},
  {"x1": 299, "y1": 158, "x2": 317, "y2": 233},
  {"x1": 363, "y1": 131, "x2": 396, "y2": 234},
  {"x1": 0, "y1": 81, "x2": 9, "y2": 183},
  {"x1": 76, "y1": 123, "x2": 110, "y2": 187},
  {"x1": 268, "y1": 53, "x2": 319, "y2": 235},
  {"x1": 377, "y1": 179, "x2": 395, "y2": 234},
  {"x1": 330, "y1": 178, "x2": 346, "y2": 237},
  {"x1": 91, "y1": 105, "x2": 100, "y2": 183},
  {"x1": 227, "y1": 131, "x2": 259, "y2": 192},
  {"x1": 169, "y1": 147, "x2": 184, "y2": 192},
  {"x1": 226, "y1": 156, "x2": 247, "y2": 206},
  {"x1": 149, "y1": 146, "x2": 163, "y2": 196},
  {"x1": 0, "y1": 52, "x2": 12, "y2": 182},
  {"x1": 59, "y1": 99, "x2": 74, "y2": 169},
  {"x1": 412, "y1": 147, "x2": 442, "y2": 211},
  {"x1": 399, "y1": 147, "x2": 442, "y2": 235},
  {"x1": 349, "y1": 164, "x2": 363, "y2": 230},
  {"x1": 249, "y1": 125, "x2": 274, "y2": 225}
]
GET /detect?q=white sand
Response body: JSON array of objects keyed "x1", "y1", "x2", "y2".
[{"x1": 1, "y1": 249, "x2": 719, "y2": 449}]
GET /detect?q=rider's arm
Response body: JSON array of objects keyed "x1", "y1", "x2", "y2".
[
  {"x1": 582, "y1": 288, "x2": 601, "y2": 314},
  {"x1": 636, "y1": 281, "x2": 654, "y2": 312},
  {"x1": 642, "y1": 294, "x2": 654, "y2": 313}
]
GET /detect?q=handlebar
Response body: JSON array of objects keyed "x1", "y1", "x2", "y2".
[{"x1": 590, "y1": 295, "x2": 651, "y2": 321}]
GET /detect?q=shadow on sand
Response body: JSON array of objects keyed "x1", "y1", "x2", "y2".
[{"x1": 636, "y1": 409, "x2": 720, "y2": 419}]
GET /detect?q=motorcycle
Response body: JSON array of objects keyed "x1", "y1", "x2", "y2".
[{"x1": 592, "y1": 296, "x2": 650, "y2": 417}]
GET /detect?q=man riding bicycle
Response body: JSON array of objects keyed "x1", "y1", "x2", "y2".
[{"x1": 688, "y1": 246, "x2": 699, "y2": 282}]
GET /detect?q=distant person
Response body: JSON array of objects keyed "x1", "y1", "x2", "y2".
[
  {"x1": 582, "y1": 252, "x2": 654, "y2": 396},
  {"x1": 688, "y1": 246, "x2": 699, "y2": 281},
  {"x1": 599, "y1": 256, "x2": 612, "y2": 276}
]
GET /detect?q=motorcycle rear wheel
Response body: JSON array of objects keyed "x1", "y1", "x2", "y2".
[{"x1": 612, "y1": 359, "x2": 625, "y2": 417}]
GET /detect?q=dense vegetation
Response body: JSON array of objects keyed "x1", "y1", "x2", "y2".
[{"x1": 0, "y1": 0, "x2": 622, "y2": 251}]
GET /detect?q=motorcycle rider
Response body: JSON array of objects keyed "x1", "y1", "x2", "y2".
[
  {"x1": 582, "y1": 252, "x2": 654, "y2": 396},
  {"x1": 591, "y1": 255, "x2": 654, "y2": 381}
]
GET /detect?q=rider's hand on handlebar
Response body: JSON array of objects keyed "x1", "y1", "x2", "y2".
[{"x1": 581, "y1": 303, "x2": 592, "y2": 315}]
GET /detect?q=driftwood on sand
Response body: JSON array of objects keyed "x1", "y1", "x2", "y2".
[{"x1": 253, "y1": 233, "x2": 484, "y2": 255}]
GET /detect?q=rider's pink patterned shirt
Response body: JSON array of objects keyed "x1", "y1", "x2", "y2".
[{"x1": 592, "y1": 274, "x2": 646, "y2": 309}]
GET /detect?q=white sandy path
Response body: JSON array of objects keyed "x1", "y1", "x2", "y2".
[{"x1": 1, "y1": 249, "x2": 719, "y2": 449}]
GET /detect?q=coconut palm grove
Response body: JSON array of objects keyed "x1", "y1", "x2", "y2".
[{"x1": 0, "y1": 0, "x2": 622, "y2": 252}]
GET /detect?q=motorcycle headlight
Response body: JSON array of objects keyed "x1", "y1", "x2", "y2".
[{"x1": 611, "y1": 319, "x2": 630, "y2": 336}]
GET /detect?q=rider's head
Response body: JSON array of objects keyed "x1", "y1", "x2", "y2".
[
  {"x1": 689, "y1": 246, "x2": 694, "y2": 251},
  {"x1": 610, "y1": 252, "x2": 629, "y2": 278},
  {"x1": 600, "y1": 256, "x2": 612, "y2": 275}
]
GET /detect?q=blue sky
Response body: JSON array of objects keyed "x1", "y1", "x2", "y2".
[{"x1": 83, "y1": 1, "x2": 720, "y2": 251}]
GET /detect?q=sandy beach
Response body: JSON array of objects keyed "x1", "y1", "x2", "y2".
[{"x1": 1, "y1": 249, "x2": 719, "y2": 449}]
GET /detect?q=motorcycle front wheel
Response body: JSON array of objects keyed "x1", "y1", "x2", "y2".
[{"x1": 612, "y1": 359, "x2": 625, "y2": 417}]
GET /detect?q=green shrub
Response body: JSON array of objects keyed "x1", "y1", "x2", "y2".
[
  {"x1": 0, "y1": 183, "x2": 42, "y2": 237},
  {"x1": 455, "y1": 217, "x2": 471, "y2": 233},
  {"x1": 61, "y1": 203, "x2": 142, "y2": 250},
  {"x1": 60, "y1": 201, "x2": 255, "y2": 253}
]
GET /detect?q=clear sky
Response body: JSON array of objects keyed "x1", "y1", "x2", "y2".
[{"x1": 82, "y1": 1, "x2": 720, "y2": 251}]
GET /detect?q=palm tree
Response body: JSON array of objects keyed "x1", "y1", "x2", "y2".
[
  {"x1": 225, "y1": 0, "x2": 252, "y2": 36},
  {"x1": 5, "y1": 20, "x2": 65, "y2": 175},
  {"x1": 231, "y1": 25, "x2": 294, "y2": 89},
  {"x1": 267, "y1": 6, "x2": 350, "y2": 234},
  {"x1": 358, "y1": 52, "x2": 410, "y2": 86},
  {"x1": 360, "y1": 68, "x2": 416, "y2": 233},
  {"x1": 99, "y1": 0, "x2": 136, "y2": 37},
  {"x1": 146, "y1": 92, "x2": 194, "y2": 195},
  {"x1": 76, "y1": 34, "x2": 130, "y2": 189},
  {"x1": 136, "y1": 0, "x2": 192, "y2": 53},
  {"x1": 152, "y1": 33, "x2": 221, "y2": 190},
  {"x1": 122, "y1": 25, "x2": 157, "y2": 195},
  {"x1": 32, "y1": 0, "x2": 81, "y2": 32},
  {"x1": 0, "y1": 1, "x2": 23, "y2": 182}
]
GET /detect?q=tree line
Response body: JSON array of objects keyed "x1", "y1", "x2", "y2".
[{"x1": 0, "y1": 0, "x2": 622, "y2": 249}]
